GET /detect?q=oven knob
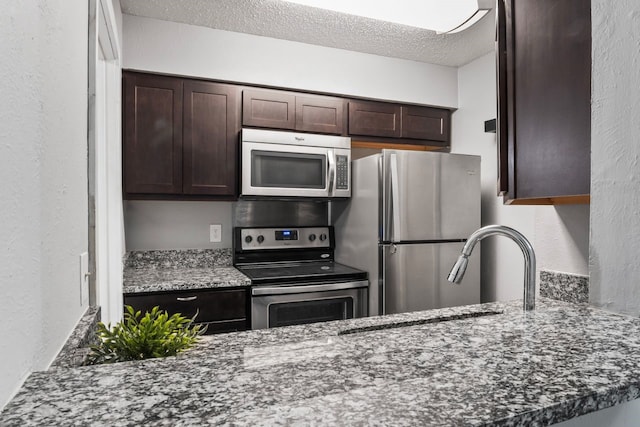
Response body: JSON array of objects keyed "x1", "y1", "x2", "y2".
[
  {"x1": 319, "y1": 233, "x2": 327, "y2": 241},
  {"x1": 245, "y1": 235, "x2": 253, "y2": 244},
  {"x1": 309, "y1": 234, "x2": 316, "y2": 242},
  {"x1": 257, "y1": 235, "x2": 265, "y2": 244}
]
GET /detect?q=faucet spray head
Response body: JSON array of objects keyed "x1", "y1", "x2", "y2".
[{"x1": 447, "y1": 255, "x2": 469, "y2": 284}]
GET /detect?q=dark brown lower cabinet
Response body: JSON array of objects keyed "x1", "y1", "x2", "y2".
[{"x1": 124, "y1": 288, "x2": 248, "y2": 334}]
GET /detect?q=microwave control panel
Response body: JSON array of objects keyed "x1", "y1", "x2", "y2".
[{"x1": 336, "y1": 155, "x2": 349, "y2": 190}]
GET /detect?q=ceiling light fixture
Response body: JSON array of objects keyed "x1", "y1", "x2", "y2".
[{"x1": 282, "y1": 0, "x2": 492, "y2": 34}]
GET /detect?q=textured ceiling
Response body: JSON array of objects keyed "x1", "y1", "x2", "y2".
[{"x1": 119, "y1": 0, "x2": 496, "y2": 67}]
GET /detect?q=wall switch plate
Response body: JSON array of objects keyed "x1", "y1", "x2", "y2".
[
  {"x1": 210, "y1": 224, "x2": 222, "y2": 243},
  {"x1": 79, "y1": 252, "x2": 89, "y2": 306}
]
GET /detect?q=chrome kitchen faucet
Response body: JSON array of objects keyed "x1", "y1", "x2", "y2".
[{"x1": 447, "y1": 225, "x2": 536, "y2": 311}]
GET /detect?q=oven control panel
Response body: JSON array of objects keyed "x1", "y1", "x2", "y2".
[{"x1": 239, "y1": 227, "x2": 331, "y2": 250}]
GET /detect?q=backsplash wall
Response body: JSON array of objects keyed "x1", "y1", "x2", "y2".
[
  {"x1": 124, "y1": 200, "x2": 329, "y2": 250},
  {"x1": 124, "y1": 201, "x2": 234, "y2": 250}
]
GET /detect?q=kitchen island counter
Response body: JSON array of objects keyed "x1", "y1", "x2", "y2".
[{"x1": 3, "y1": 299, "x2": 640, "y2": 426}]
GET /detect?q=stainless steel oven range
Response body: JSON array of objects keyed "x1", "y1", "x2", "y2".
[{"x1": 233, "y1": 226, "x2": 369, "y2": 330}]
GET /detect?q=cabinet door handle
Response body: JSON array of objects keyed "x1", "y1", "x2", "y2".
[{"x1": 176, "y1": 296, "x2": 197, "y2": 302}]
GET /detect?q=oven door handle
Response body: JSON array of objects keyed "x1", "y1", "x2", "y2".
[{"x1": 251, "y1": 280, "x2": 368, "y2": 296}]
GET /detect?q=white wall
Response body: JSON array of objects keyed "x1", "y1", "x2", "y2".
[
  {"x1": 535, "y1": 205, "x2": 589, "y2": 276},
  {"x1": 589, "y1": 0, "x2": 640, "y2": 315},
  {"x1": 123, "y1": 15, "x2": 458, "y2": 108},
  {"x1": 452, "y1": 53, "x2": 536, "y2": 301},
  {"x1": 0, "y1": 0, "x2": 89, "y2": 409},
  {"x1": 121, "y1": 15, "x2": 459, "y2": 251},
  {"x1": 452, "y1": 53, "x2": 589, "y2": 303},
  {"x1": 124, "y1": 201, "x2": 234, "y2": 250}
]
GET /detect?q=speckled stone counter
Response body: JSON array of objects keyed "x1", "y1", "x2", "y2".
[
  {"x1": 3, "y1": 299, "x2": 640, "y2": 426},
  {"x1": 123, "y1": 266, "x2": 251, "y2": 293},
  {"x1": 123, "y1": 248, "x2": 250, "y2": 294},
  {"x1": 49, "y1": 306, "x2": 101, "y2": 369},
  {"x1": 540, "y1": 270, "x2": 589, "y2": 304}
]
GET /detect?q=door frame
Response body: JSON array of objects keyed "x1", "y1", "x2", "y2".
[{"x1": 88, "y1": 0, "x2": 123, "y2": 323}]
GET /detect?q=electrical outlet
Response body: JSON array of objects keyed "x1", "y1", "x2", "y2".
[
  {"x1": 79, "y1": 252, "x2": 89, "y2": 306},
  {"x1": 210, "y1": 224, "x2": 222, "y2": 243}
]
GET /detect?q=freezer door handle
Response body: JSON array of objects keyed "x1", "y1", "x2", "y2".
[{"x1": 390, "y1": 153, "x2": 401, "y2": 243}]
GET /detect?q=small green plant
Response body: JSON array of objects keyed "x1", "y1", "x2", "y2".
[{"x1": 86, "y1": 305, "x2": 206, "y2": 365}]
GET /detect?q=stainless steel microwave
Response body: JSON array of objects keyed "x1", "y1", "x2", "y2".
[{"x1": 241, "y1": 128, "x2": 351, "y2": 198}]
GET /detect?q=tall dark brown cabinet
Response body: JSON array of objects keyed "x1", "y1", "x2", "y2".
[
  {"x1": 183, "y1": 81, "x2": 239, "y2": 196},
  {"x1": 123, "y1": 72, "x2": 240, "y2": 199},
  {"x1": 497, "y1": 0, "x2": 591, "y2": 205},
  {"x1": 123, "y1": 73, "x2": 183, "y2": 195}
]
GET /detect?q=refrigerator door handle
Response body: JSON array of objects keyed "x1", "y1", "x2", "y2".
[{"x1": 390, "y1": 153, "x2": 401, "y2": 243}]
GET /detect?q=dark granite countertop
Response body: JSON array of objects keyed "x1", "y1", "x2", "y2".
[
  {"x1": 3, "y1": 299, "x2": 640, "y2": 426},
  {"x1": 122, "y1": 248, "x2": 251, "y2": 294}
]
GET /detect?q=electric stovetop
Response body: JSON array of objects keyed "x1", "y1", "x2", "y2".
[{"x1": 236, "y1": 260, "x2": 368, "y2": 285}]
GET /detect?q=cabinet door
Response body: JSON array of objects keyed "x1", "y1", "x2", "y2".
[
  {"x1": 401, "y1": 106, "x2": 450, "y2": 142},
  {"x1": 496, "y1": 0, "x2": 512, "y2": 196},
  {"x1": 183, "y1": 81, "x2": 240, "y2": 196},
  {"x1": 348, "y1": 100, "x2": 402, "y2": 138},
  {"x1": 123, "y1": 73, "x2": 183, "y2": 194},
  {"x1": 498, "y1": 0, "x2": 591, "y2": 203},
  {"x1": 124, "y1": 288, "x2": 248, "y2": 334},
  {"x1": 242, "y1": 89, "x2": 295, "y2": 130},
  {"x1": 295, "y1": 95, "x2": 345, "y2": 135}
]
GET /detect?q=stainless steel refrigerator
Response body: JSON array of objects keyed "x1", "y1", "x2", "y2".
[{"x1": 333, "y1": 150, "x2": 481, "y2": 316}]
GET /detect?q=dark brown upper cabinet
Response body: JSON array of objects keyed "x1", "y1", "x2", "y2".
[
  {"x1": 401, "y1": 106, "x2": 450, "y2": 142},
  {"x1": 242, "y1": 89, "x2": 296, "y2": 130},
  {"x1": 348, "y1": 100, "x2": 402, "y2": 138},
  {"x1": 123, "y1": 73, "x2": 183, "y2": 194},
  {"x1": 183, "y1": 81, "x2": 239, "y2": 196},
  {"x1": 123, "y1": 71, "x2": 240, "y2": 199},
  {"x1": 295, "y1": 95, "x2": 345, "y2": 134},
  {"x1": 348, "y1": 100, "x2": 451, "y2": 146},
  {"x1": 497, "y1": 0, "x2": 591, "y2": 205},
  {"x1": 242, "y1": 89, "x2": 345, "y2": 135}
]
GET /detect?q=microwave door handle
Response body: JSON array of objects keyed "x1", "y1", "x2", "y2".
[
  {"x1": 328, "y1": 150, "x2": 336, "y2": 196},
  {"x1": 390, "y1": 152, "x2": 401, "y2": 243}
]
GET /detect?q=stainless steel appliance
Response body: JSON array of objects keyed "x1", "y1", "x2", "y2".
[
  {"x1": 233, "y1": 226, "x2": 368, "y2": 329},
  {"x1": 333, "y1": 150, "x2": 481, "y2": 316},
  {"x1": 241, "y1": 128, "x2": 351, "y2": 198}
]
